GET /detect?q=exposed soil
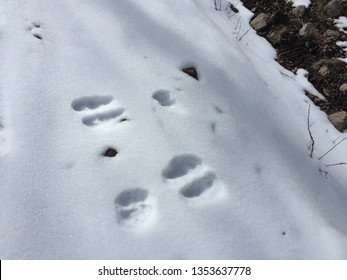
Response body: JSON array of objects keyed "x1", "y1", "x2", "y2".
[{"x1": 242, "y1": 0, "x2": 347, "y2": 115}]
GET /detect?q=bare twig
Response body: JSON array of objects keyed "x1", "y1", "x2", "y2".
[
  {"x1": 319, "y1": 168, "x2": 329, "y2": 178},
  {"x1": 236, "y1": 22, "x2": 242, "y2": 38},
  {"x1": 238, "y1": 27, "x2": 251, "y2": 41},
  {"x1": 278, "y1": 47, "x2": 302, "y2": 57},
  {"x1": 213, "y1": 0, "x2": 219, "y2": 11},
  {"x1": 307, "y1": 105, "x2": 315, "y2": 158},
  {"x1": 319, "y1": 137, "x2": 347, "y2": 160},
  {"x1": 234, "y1": 17, "x2": 241, "y2": 30},
  {"x1": 332, "y1": 137, "x2": 340, "y2": 144},
  {"x1": 325, "y1": 162, "x2": 347, "y2": 167}
]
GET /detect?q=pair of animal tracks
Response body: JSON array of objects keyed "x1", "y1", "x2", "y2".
[
  {"x1": 27, "y1": 21, "x2": 43, "y2": 40},
  {"x1": 71, "y1": 95, "x2": 128, "y2": 127},
  {"x1": 114, "y1": 154, "x2": 221, "y2": 230},
  {"x1": 162, "y1": 154, "x2": 220, "y2": 200}
]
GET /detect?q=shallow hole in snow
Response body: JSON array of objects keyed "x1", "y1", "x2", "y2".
[
  {"x1": 152, "y1": 90, "x2": 176, "y2": 106},
  {"x1": 180, "y1": 172, "x2": 217, "y2": 198},
  {"x1": 33, "y1": 33, "x2": 43, "y2": 40},
  {"x1": 82, "y1": 108, "x2": 125, "y2": 127},
  {"x1": 71, "y1": 95, "x2": 114, "y2": 111},
  {"x1": 115, "y1": 188, "x2": 149, "y2": 207},
  {"x1": 162, "y1": 154, "x2": 202, "y2": 179}
]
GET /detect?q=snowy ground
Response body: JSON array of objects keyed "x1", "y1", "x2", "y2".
[{"x1": 1, "y1": 0, "x2": 347, "y2": 259}]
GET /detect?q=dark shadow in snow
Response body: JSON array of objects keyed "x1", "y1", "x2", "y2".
[
  {"x1": 71, "y1": 96, "x2": 114, "y2": 111},
  {"x1": 162, "y1": 154, "x2": 202, "y2": 179},
  {"x1": 152, "y1": 90, "x2": 176, "y2": 106},
  {"x1": 82, "y1": 108, "x2": 124, "y2": 127},
  {"x1": 115, "y1": 188, "x2": 152, "y2": 226},
  {"x1": 115, "y1": 188, "x2": 149, "y2": 207},
  {"x1": 180, "y1": 172, "x2": 216, "y2": 198}
]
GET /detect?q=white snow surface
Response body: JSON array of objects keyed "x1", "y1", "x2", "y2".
[
  {"x1": 289, "y1": 0, "x2": 311, "y2": 7},
  {"x1": 1, "y1": 0, "x2": 347, "y2": 259}
]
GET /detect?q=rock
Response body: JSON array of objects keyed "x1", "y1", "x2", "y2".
[
  {"x1": 318, "y1": 65, "x2": 330, "y2": 77},
  {"x1": 324, "y1": 0, "x2": 344, "y2": 18},
  {"x1": 339, "y1": 83, "x2": 347, "y2": 94},
  {"x1": 181, "y1": 67, "x2": 198, "y2": 80},
  {"x1": 328, "y1": 111, "x2": 347, "y2": 131},
  {"x1": 250, "y1": 13, "x2": 269, "y2": 31},
  {"x1": 292, "y1": 5, "x2": 306, "y2": 17},
  {"x1": 267, "y1": 27, "x2": 286, "y2": 45},
  {"x1": 325, "y1": 29, "x2": 340, "y2": 40},
  {"x1": 299, "y1": 23, "x2": 316, "y2": 37},
  {"x1": 103, "y1": 148, "x2": 118, "y2": 157},
  {"x1": 289, "y1": 19, "x2": 302, "y2": 30}
]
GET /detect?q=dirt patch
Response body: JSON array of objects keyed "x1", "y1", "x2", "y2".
[{"x1": 243, "y1": 0, "x2": 347, "y2": 115}]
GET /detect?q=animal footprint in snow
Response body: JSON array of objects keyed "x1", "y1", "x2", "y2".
[
  {"x1": 27, "y1": 21, "x2": 43, "y2": 40},
  {"x1": 180, "y1": 172, "x2": 217, "y2": 198},
  {"x1": 162, "y1": 154, "x2": 221, "y2": 201},
  {"x1": 71, "y1": 95, "x2": 127, "y2": 127},
  {"x1": 162, "y1": 154, "x2": 202, "y2": 179},
  {"x1": 115, "y1": 188, "x2": 153, "y2": 228},
  {"x1": 71, "y1": 96, "x2": 114, "y2": 111},
  {"x1": 152, "y1": 90, "x2": 176, "y2": 107},
  {"x1": 82, "y1": 108, "x2": 125, "y2": 127}
]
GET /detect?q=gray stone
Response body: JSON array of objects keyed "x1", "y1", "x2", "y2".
[
  {"x1": 325, "y1": 29, "x2": 340, "y2": 40},
  {"x1": 324, "y1": 0, "x2": 344, "y2": 18},
  {"x1": 289, "y1": 19, "x2": 302, "y2": 30},
  {"x1": 299, "y1": 23, "x2": 316, "y2": 37},
  {"x1": 328, "y1": 111, "x2": 347, "y2": 131},
  {"x1": 318, "y1": 65, "x2": 330, "y2": 77},
  {"x1": 250, "y1": 13, "x2": 269, "y2": 31},
  {"x1": 267, "y1": 27, "x2": 286, "y2": 45},
  {"x1": 339, "y1": 83, "x2": 347, "y2": 94},
  {"x1": 292, "y1": 5, "x2": 306, "y2": 17}
]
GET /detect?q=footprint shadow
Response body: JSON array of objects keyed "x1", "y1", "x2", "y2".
[
  {"x1": 71, "y1": 96, "x2": 114, "y2": 111},
  {"x1": 115, "y1": 188, "x2": 153, "y2": 228},
  {"x1": 162, "y1": 154, "x2": 202, "y2": 179},
  {"x1": 152, "y1": 90, "x2": 176, "y2": 107},
  {"x1": 180, "y1": 172, "x2": 217, "y2": 198},
  {"x1": 82, "y1": 108, "x2": 125, "y2": 127}
]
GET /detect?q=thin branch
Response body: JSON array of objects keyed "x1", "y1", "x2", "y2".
[
  {"x1": 319, "y1": 137, "x2": 347, "y2": 160},
  {"x1": 278, "y1": 47, "x2": 302, "y2": 57},
  {"x1": 332, "y1": 137, "x2": 340, "y2": 144},
  {"x1": 319, "y1": 168, "x2": 329, "y2": 178},
  {"x1": 235, "y1": 17, "x2": 241, "y2": 30},
  {"x1": 236, "y1": 22, "x2": 242, "y2": 39},
  {"x1": 325, "y1": 162, "x2": 347, "y2": 167},
  {"x1": 238, "y1": 27, "x2": 251, "y2": 41},
  {"x1": 307, "y1": 105, "x2": 315, "y2": 158}
]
